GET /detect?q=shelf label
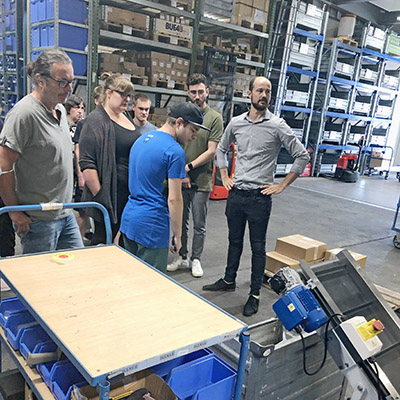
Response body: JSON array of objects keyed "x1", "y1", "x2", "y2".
[
  {"x1": 299, "y1": 43, "x2": 309, "y2": 55},
  {"x1": 365, "y1": 69, "x2": 373, "y2": 79},
  {"x1": 122, "y1": 25, "x2": 132, "y2": 35},
  {"x1": 170, "y1": 36, "x2": 178, "y2": 45},
  {"x1": 306, "y1": 4, "x2": 318, "y2": 17}
]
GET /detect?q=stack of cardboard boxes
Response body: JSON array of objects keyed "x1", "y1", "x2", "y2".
[
  {"x1": 265, "y1": 234, "x2": 367, "y2": 275},
  {"x1": 101, "y1": 6, "x2": 150, "y2": 33},
  {"x1": 369, "y1": 150, "x2": 384, "y2": 168},
  {"x1": 99, "y1": 52, "x2": 147, "y2": 83},
  {"x1": 136, "y1": 51, "x2": 189, "y2": 89},
  {"x1": 148, "y1": 107, "x2": 168, "y2": 127},
  {"x1": 231, "y1": 0, "x2": 269, "y2": 31},
  {"x1": 152, "y1": 14, "x2": 193, "y2": 48}
]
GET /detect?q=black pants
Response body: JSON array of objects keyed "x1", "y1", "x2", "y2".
[
  {"x1": 0, "y1": 198, "x2": 15, "y2": 257},
  {"x1": 224, "y1": 188, "x2": 272, "y2": 296}
]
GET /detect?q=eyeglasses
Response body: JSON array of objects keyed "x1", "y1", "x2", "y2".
[
  {"x1": 114, "y1": 90, "x2": 132, "y2": 100},
  {"x1": 47, "y1": 75, "x2": 76, "y2": 88}
]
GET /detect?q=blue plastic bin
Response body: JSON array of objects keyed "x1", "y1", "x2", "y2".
[
  {"x1": 4, "y1": 0, "x2": 15, "y2": 11},
  {"x1": 36, "y1": 342, "x2": 58, "y2": 386},
  {"x1": 31, "y1": 26, "x2": 41, "y2": 48},
  {"x1": 5, "y1": 310, "x2": 37, "y2": 350},
  {"x1": 166, "y1": 355, "x2": 237, "y2": 400},
  {"x1": 59, "y1": 24, "x2": 87, "y2": 50},
  {"x1": 31, "y1": 51, "x2": 41, "y2": 61},
  {"x1": 67, "y1": 52, "x2": 87, "y2": 76},
  {"x1": 0, "y1": 297, "x2": 26, "y2": 328},
  {"x1": 58, "y1": 0, "x2": 88, "y2": 24},
  {"x1": 5, "y1": 34, "x2": 16, "y2": 52},
  {"x1": 50, "y1": 360, "x2": 86, "y2": 400},
  {"x1": 19, "y1": 325, "x2": 53, "y2": 359},
  {"x1": 38, "y1": 0, "x2": 46, "y2": 21},
  {"x1": 39, "y1": 24, "x2": 50, "y2": 47},
  {"x1": 46, "y1": 0, "x2": 54, "y2": 19},
  {"x1": 152, "y1": 349, "x2": 213, "y2": 379},
  {"x1": 30, "y1": 0, "x2": 39, "y2": 23}
]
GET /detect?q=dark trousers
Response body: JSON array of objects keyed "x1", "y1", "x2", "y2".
[
  {"x1": 224, "y1": 188, "x2": 272, "y2": 296},
  {"x1": 0, "y1": 198, "x2": 15, "y2": 257}
]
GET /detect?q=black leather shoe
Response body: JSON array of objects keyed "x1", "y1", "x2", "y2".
[
  {"x1": 202, "y1": 278, "x2": 236, "y2": 291},
  {"x1": 243, "y1": 295, "x2": 259, "y2": 316}
]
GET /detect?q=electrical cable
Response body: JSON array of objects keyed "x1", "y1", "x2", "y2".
[
  {"x1": 368, "y1": 357, "x2": 384, "y2": 400},
  {"x1": 299, "y1": 313, "x2": 343, "y2": 376}
]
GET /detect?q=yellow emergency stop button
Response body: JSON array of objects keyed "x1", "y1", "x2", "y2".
[{"x1": 356, "y1": 318, "x2": 384, "y2": 341}]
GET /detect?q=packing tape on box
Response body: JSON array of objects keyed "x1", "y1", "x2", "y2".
[{"x1": 296, "y1": 236, "x2": 319, "y2": 260}]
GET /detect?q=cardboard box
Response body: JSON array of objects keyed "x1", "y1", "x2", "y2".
[
  {"x1": 253, "y1": 0, "x2": 268, "y2": 10},
  {"x1": 369, "y1": 151, "x2": 383, "y2": 168},
  {"x1": 266, "y1": 251, "x2": 300, "y2": 273},
  {"x1": 153, "y1": 18, "x2": 193, "y2": 40},
  {"x1": 275, "y1": 234, "x2": 327, "y2": 262},
  {"x1": 101, "y1": 6, "x2": 150, "y2": 31},
  {"x1": 71, "y1": 370, "x2": 177, "y2": 400},
  {"x1": 324, "y1": 248, "x2": 367, "y2": 269}
]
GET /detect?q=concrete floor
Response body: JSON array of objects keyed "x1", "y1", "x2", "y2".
[
  {"x1": 1, "y1": 173, "x2": 399, "y2": 379},
  {"x1": 167, "y1": 173, "x2": 400, "y2": 326}
]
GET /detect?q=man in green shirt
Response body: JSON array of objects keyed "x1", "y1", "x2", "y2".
[{"x1": 167, "y1": 73, "x2": 223, "y2": 277}]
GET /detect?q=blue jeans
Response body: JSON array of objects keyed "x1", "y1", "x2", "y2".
[
  {"x1": 180, "y1": 189, "x2": 210, "y2": 261},
  {"x1": 18, "y1": 213, "x2": 83, "y2": 255},
  {"x1": 224, "y1": 188, "x2": 272, "y2": 296}
]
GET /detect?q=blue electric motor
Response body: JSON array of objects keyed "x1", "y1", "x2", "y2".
[{"x1": 273, "y1": 285, "x2": 327, "y2": 333}]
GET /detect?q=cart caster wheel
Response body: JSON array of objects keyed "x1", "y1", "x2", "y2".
[
  {"x1": 385, "y1": 175, "x2": 388, "y2": 180},
  {"x1": 379, "y1": 171, "x2": 383, "y2": 176},
  {"x1": 394, "y1": 236, "x2": 400, "y2": 249}
]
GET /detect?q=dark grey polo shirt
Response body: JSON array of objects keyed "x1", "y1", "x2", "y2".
[
  {"x1": 216, "y1": 109, "x2": 310, "y2": 190},
  {"x1": 0, "y1": 94, "x2": 73, "y2": 220}
]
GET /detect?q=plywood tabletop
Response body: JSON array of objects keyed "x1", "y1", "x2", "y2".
[{"x1": 0, "y1": 246, "x2": 246, "y2": 381}]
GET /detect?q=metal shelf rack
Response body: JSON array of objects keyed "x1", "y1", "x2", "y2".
[
  {"x1": 28, "y1": 0, "x2": 88, "y2": 78},
  {"x1": 87, "y1": 0, "x2": 268, "y2": 113},
  {"x1": 311, "y1": 24, "x2": 400, "y2": 177},
  {"x1": 267, "y1": 0, "x2": 328, "y2": 149},
  {"x1": 0, "y1": 0, "x2": 25, "y2": 119}
]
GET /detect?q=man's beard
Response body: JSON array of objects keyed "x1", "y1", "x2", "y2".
[{"x1": 252, "y1": 99, "x2": 268, "y2": 111}]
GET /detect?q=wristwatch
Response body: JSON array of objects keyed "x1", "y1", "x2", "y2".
[{"x1": 187, "y1": 163, "x2": 194, "y2": 171}]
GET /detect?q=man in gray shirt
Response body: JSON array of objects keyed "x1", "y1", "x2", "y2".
[
  {"x1": 203, "y1": 76, "x2": 309, "y2": 317},
  {"x1": 132, "y1": 93, "x2": 157, "y2": 135},
  {"x1": 0, "y1": 49, "x2": 83, "y2": 254}
]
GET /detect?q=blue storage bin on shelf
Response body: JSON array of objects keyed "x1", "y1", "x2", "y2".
[
  {"x1": 31, "y1": 26, "x2": 41, "y2": 48},
  {"x1": 4, "y1": 0, "x2": 15, "y2": 11},
  {"x1": 0, "y1": 297, "x2": 26, "y2": 328},
  {"x1": 56, "y1": 0, "x2": 88, "y2": 24},
  {"x1": 152, "y1": 349, "x2": 213, "y2": 379},
  {"x1": 67, "y1": 52, "x2": 87, "y2": 76},
  {"x1": 166, "y1": 354, "x2": 237, "y2": 400},
  {"x1": 19, "y1": 325, "x2": 53, "y2": 359},
  {"x1": 50, "y1": 360, "x2": 86, "y2": 400},
  {"x1": 5, "y1": 34, "x2": 16, "y2": 52},
  {"x1": 31, "y1": 51, "x2": 41, "y2": 61},
  {"x1": 38, "y1": 0, "x2": 46, "y2": 21},
  {"x1": 59, "y1": 24, "x2": 87, "y2": 50},
  {"x1": 30, "y1": 0, "x2": 39, "y2": 23},
  {"x1": 36, "y1": 342, "x2": 58, "y2": 386},
  {"x1": 5, "y1": 310, "x2": 37, "y2": 350}
]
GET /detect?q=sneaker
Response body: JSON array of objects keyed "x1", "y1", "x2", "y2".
[
  {"x1": 167, "y1": 256, "x2": 189, "y2": 272},
  {"x1": 202, "y1": 278, "x2": 236, "y2": 292},
  {"x1": 191, "y1": 259, "x2": 203, "y2": 278},
  {"x1": 243, "y1": 295, "x2": 259, "y2": 317}
]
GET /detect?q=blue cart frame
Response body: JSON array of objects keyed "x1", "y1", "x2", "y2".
[
  {"x1": 392, "y1": 196, "x2": 400, "y2": 249},
  {"x1": 0, "y1": 202, "x2": 249, "y2": 400}
]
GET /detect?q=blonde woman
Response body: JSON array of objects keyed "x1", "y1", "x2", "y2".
[{"x1": 79, "y1": 74, "x2": 139, "y2": 244}]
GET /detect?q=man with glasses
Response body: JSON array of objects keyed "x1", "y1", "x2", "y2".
[
  {"x1": 167, "y1": 73, "x2": 223, "y2": 278},
  {"x1": 0, "y1": 49, "x2": 83, "y2": 254},
  {"x1": 202, "y1": 76, "x2": 310, "y2": 317}
]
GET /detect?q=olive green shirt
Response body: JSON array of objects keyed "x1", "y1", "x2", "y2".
[{"x1": 183, "y1": 105, "x2": 223, "y2": 191}]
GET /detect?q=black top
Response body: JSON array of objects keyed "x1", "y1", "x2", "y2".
[{"x1": 113, "y1": 120, "x2": 140, "y2": 220}]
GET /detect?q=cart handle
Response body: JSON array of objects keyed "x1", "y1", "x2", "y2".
[{"x1": 0, "y1": 202, "x2": 112, "y2": 244}]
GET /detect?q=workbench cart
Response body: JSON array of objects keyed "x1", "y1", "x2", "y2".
[{"x1": 0, "y1": 204, "x2": 248, "y2": 400}]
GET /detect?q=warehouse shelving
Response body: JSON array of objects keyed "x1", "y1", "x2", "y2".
[
  {"x1": 311, "y1": 22, "x2": 400, "y2": 176},
  {"x1": 87, "y1": 0, "x2": 267, "y2": 114},
  {"x1": 266, "y1": 0, "x2": 327, "y2": 174},
  {"x1": 0, "y1": 0, "x2": 25, "y2": 120},
  {"x1": 28, "y1": 0, "x2": 88, "y2": 79}
]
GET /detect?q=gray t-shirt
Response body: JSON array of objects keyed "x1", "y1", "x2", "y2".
[
  {"x1": 134, "y1": 121, "x2": 157, "y2": 136},
  {"x1": 0, "y1": 94, "x2": 74, "y2": 220}
]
